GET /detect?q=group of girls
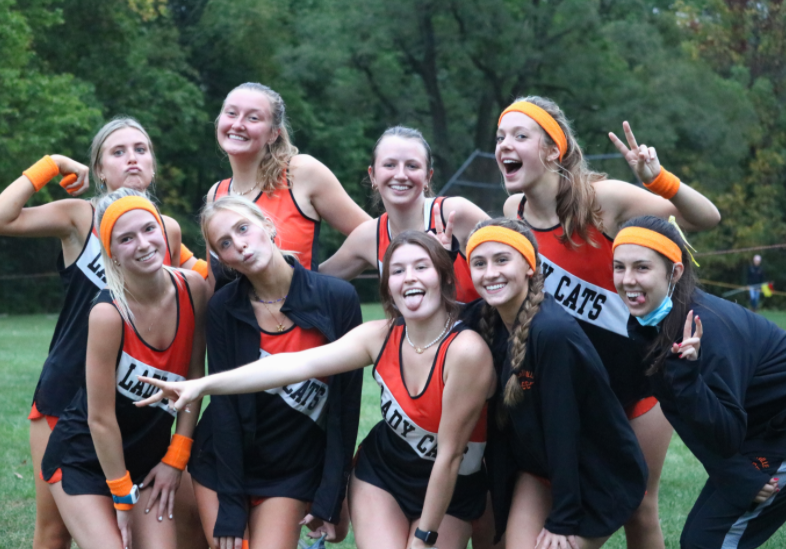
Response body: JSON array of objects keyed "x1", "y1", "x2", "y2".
[{"x1": 5, "y1": 79, "x2": 786, "y2": 549}]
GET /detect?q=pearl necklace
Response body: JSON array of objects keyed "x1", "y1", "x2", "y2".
[{"x1": 405, "y1": 316, "x2": 451, "y2": 354}]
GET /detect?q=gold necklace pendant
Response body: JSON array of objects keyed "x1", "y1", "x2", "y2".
[
  {"x1": 415, "y1": 347, "x2": 424, "y2": 354},
  {"x1": 276, "y1": 323, "x2": 285, "y2": 333}
]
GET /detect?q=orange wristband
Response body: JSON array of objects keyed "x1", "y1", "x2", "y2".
[
  {"x1": 161, "y1": 434, "x2": 193, "y2": 471},
  {"x1": 106, "y1": 471, "x2": 135, "y2": 510},
  {"x1": 23, "y1": 156, "x2": 60, "y2": 192},
  {"x1": 179, "y1": 243, "x2": 195, "y2": 265},
  {"x1": 644, "y1": 167, "x2": 680, "y2": 199},
  {"x1": 192, "y1": 259, "x2": 209, "y2": 279}
]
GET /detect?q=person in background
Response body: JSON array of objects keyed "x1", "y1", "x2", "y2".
[{"x1": 747, "y1": 255, "x2": 765, "y2": 312}]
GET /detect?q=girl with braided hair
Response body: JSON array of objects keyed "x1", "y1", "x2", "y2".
[
  {"x1": 463, "y1": 218, "x2": 647, "y2": 549},
  {"x1": 497, "y1": 97, "x2": 721, "y2": 548}
]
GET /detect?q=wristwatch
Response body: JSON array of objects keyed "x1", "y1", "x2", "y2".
[
  {"x1": 112, "y1": 484, "x2": 140, "y2": 506},
  {"x1": 414, "y1": 527, "x2": 438, "y2": 545}
]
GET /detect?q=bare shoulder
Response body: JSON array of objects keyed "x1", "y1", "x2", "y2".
[
  {"x1": 449, "y1": 329, "x2": 492, "y2": 362},
  {"x1": 162, "y1": 214, "x2": 181, "y2": 234},
  {"x1": 503, "y1": 193, "x2": 524, "y2": 218},
  {"x1": 182, "y1": 269, "x2": 208, "y2": 306},
  {"x1": 89, "y1": 302, "x2": 123, "y2": 330},
  {"x1": 205, "y1": 181, "x2": 220, "y2": 204}
]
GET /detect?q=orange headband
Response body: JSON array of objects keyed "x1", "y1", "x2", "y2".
[
  {"x1": 612, "y1": 227, "x2": 682, "y2": 264},
  {"x1": 467, "y1": 226, "x2": 537, "y2": 272},
  {"x1": 100, "y1": 196, "x2": 164, "y2": 259},
  {"x1": 498, "y1": 101, "x2": 568, "y2": 161}
]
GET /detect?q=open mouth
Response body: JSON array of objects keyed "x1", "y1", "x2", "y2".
[
  {"x1": 228, "y1": 134, "x2": 248, "y2": 142},
  {"x1": 626, "y1": 291, "x2": 646, "y2": 305},
  {"x1": 137, "y1": 250, "x2": 156, "y2": 262},
  {"x1": 502, "y1": 159, "x2": 522, "y2": 175},
  {"x1": 403, "y1": 288, "x2": 426, "y2": 308},
  {"x1": 484, "y1": 282, "x2": 506, "y2": 293},
  {"x1": 390, "y1": 184, "x2": 411, "y2": 192}
]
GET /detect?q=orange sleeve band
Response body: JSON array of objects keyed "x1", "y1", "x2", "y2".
[
  {"x1": 106, "y1": 470, "x2": 133, "y2": 497},
  {"x1": 23, "y1": 156, "x2": 60, "y2": 192},
  {"x1": 161, "y1": 433, "x2": 193, "y2": 471},
  {"x1": 192, "y1": 259, "x2": 209, "y2": 279},
  {"x1": 644, "y1": 167, "x2": 680, "y2": 200},
  {"x1": 179, "y1": 244, "x2": 195, "y2": 265}
]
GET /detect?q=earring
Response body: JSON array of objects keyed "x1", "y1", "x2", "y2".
[{"x1": 113, "y1": 259, "x2": 120, "y2": 266}]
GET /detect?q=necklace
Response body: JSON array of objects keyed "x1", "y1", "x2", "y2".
[
  {"x1": 234, "y1": 183, "x2": 259, "y2": 197},
  {"x1": 251, "y1": 290, "x2": 288, "y2": 332},
  {"x1": 405, "y1": 316, "x2": 451, "y2": 354}
]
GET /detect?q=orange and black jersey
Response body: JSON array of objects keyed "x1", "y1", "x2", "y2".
[
  {"x1": 190, "y1": 259, "x2": 362, "y2": 539},
  {"x1": 376, "y1": 197, "x2": 480, "y2": 304},
  {"x1": 211, "y1": 176, "x2": 320, "y2": 292},
  {"x1": 354, "y1": 318, "x2": 488, "y2": 521},
  {"x1": 41, "y1": 270, "x2": 193, "y2": 495},
  {"x1": 34, "y1": 209, "x2": 173, "y2": 418},
  {"x1": 516, "y1": 197, "x2": 649, "y2": 408},
  {"x1": 463, "y1": 295, "x2": 647, "y2": 539}
]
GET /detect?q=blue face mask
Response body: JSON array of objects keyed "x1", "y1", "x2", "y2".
[{"x1": 636, "y1": 295, "x2": 673, "y2": 326}]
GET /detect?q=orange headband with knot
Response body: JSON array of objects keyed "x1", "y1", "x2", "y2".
[
  {"x1": 498, "y1": 101, "x2": 568, "y2": 161},
  {"x1": 467, "y1": 226, "x2": 537, "y2": 272},
  {"x1": 100, "y1": 196, "x2": 164, "y2": 259},
  {"x1": 612, "y1": 227, "x2": 682, "y2": 264}
]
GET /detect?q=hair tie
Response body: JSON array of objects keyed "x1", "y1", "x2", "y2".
[
  {"x1": 498, "y1": 101, "x2": 567, "y2": 161},
  {"x1": 467, "y1": 226, "x2": 537, "y2": 272},
  {"x1": 100, "y1": 196, "x2": 164, "y2": 258},
  {"x1": 668, "y1": 216, "x2": 700, "y2": 267}
]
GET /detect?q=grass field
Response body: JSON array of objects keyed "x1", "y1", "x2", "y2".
[{"x1": 1, "y1": 306, "x2": 785, "y2": 548}]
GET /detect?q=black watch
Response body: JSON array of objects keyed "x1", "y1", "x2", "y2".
[{"x1": 414, "y1": 527, "x2": 438, "y2": 545}]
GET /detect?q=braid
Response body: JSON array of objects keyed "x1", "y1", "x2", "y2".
[
  {"x1": 503, "y1": 269, "x2": 545, "y2": 408},
  {"x1": 478, "y1": 302, "x2": 499, "y2": 348}
]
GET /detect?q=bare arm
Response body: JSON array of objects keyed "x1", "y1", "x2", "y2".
[
  {"x1": 0, "y1": 154, "x2": 90, "y2": 240},
  {"x1": 318, "y1": 219, "x2": 377, "y2": 280},
  {"x1": 604, "y1": 122, "x2": 720, "y2": 233},
  {"x1": 417, "y1": 331, "x2": 495, "y2": 535},
  {"x1": 86, "y1": 303, "x2": 127, "y2": 481},
  {"x1": 441, "y1": 197, "x2": 489, "y2": 250},
  {"x1": 161, "y1": 215, "x2": 183, "y2": 267},
  {"x1": 503, "y1": 194, "x2": 523, "y2": 219},
  {"x1": 294, "y1": 154, "x2": 371, "y2": 235},
  {"x1": 175, "y1": 271, "x2": 208, "y2": 434},
  {"x1": 137, "y1": 320, "x2": 390, "y2": 411}
]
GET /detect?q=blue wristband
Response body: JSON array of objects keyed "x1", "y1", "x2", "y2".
[{"x1": 112, "y1": 484, "x2": 140, "y2": 506}]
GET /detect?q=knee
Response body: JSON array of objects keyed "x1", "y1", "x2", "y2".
[
  {"x1": 625, "y1": 492, "x2": 661, "y2": 531},
  {"x1": 34, "y1": 525, "x2": 71, "y2": 549}
]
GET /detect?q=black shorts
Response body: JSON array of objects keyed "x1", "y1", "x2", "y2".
[{"x1": 353, "y1": 445, "x2": 485, "y2": 522}]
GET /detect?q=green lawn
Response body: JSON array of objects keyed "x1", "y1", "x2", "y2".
[{"x1": 1, "y1": 307, "x2": 785, "y2": 548}]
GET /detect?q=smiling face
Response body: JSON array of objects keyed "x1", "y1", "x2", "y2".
[
  {"x1": 386, "y1": 243, "x2": 444, "y2": 321},
  {"x1": 470, "y1": 240, "x2": 534, "y2": 319},
  {"x1": 216, "y1": 89, "x2": 280, "y2": 159},
  {"x1": 110, "y1": 209, "x2": 166, "y2": 275},
  {"x1": 495, "y1": 111, "x2": 559, "y2": 193},
  {"x1": 369, "y1": 136, "x2": 433, "y2": 208},
  {"x1": 613, "y1": 244, "x2": 683, "y2": 317},
  {"x1": 99, "y1": 128, "x2": 156, "y2": 192},
  {"x1": 207, "y1": 209, "x2": 276, "y2": 275}
]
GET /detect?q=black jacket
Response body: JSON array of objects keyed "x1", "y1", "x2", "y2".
[
  {"x1": 629, "y1": 289, "x2": 786, "y2": 508},
  {"x1": 464, "y1": 295, "x2": 647, "y2": 540},
  {"x1": 194, "y1": 260, "x2": 363, "y2": 538}
]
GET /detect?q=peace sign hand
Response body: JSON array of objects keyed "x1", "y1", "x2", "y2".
[
  {"x1": 672, "y1": 310, "x2": 703, "y2": 361},
  {"x1": 608, "y1": 121, "x2": 662, "y2": 184},
  {"x1": 429, "y1": 210, "x2": 456, "y2": 251}
]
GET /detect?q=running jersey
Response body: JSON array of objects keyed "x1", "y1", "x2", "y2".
[
  {"x1": 377, "y1": 197, "x2": 480, "y2": 304},
  {"x1": 211, "y1": 175, "x2": 320, "y2": 291},
  {"x1": 41, "y1": 270, "x2": 194, "y2": 491},
  {"x1": 358, "y1": 319, "x2": 487, "y2": 519},
  {"x1": 33, "y1": 209, "x2": 172, "y2": 417},
  {"x1": 517, "y1": 198, "x2": 648, "y2": 407}
]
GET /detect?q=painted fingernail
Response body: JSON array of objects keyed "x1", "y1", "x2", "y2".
[
  {"x1": 169, "y1": 514, "x2": 174, "y2": 519},
  {"x1": 679, "y1": 354, "x2": 684, "y2": 358},
  {"x1": 145, "y1": 509, "x2": 150, "y2": 514},
  {"x1": 159, "y1": 516, "x2": 163, "y2": 521},
  {"x1": 139, "y1": 483, "x2": 144, "y2": 488}
]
